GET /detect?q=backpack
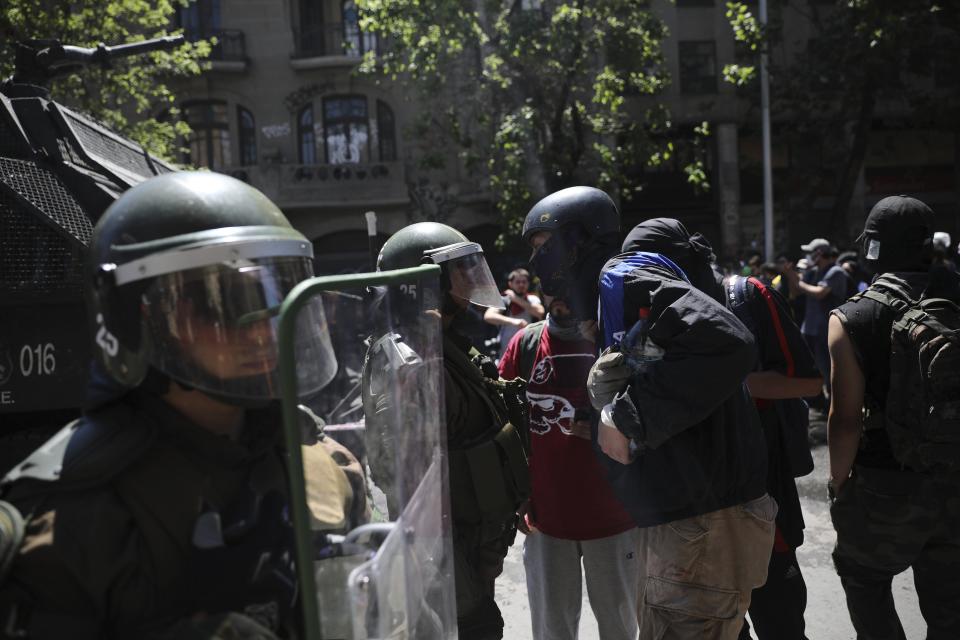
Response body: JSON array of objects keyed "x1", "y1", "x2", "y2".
[
  {"x1": 858, "y1": 274, "x2": 960, "y2": 473},
  {"x1": 726, "y1": 276, "x2": 815, "y2": 478},
  {"x1": 517, "y1": 321, "x2": 546, "y2": 381}
]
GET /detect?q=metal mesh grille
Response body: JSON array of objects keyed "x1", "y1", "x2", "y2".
[
  {"x1": 63, "y1": 110, "x2": 155, "y2": 179},
  {"x1": 0, "y1": 189, "x2": 85, "y2": 293},
  {"x1": 0, "y1": 157, "x2": 93, "y2": 246}
]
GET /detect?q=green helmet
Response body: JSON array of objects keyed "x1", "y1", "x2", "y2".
[
  {"x1": 89, "y1": 171, "x2": 337, "y2": 403},
  {"x1": 377, "y1": 222, "x2": 503, "y2": 309}
]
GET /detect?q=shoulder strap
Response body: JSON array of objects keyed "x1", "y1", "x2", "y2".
[
  {"x1": 444, "y1": 337, "x2": 507, "y2": 423},
  {"x1": 726, "y1": 275, "x2": 757, "y2": 334},
  {"x1": 444, "y1": 336, "x2": 487, "y2": 386},
  {"x1": 747, "y1": 276, "x2": 796, "y2": 377},
  {"x1": 517, "y1": 321, "x2": 546, "y2": 381},
  {"x1": 901, "y1": 298, "x2": 960, "y2": 345},
  {"x1": 858, "y1": 274, "x2": 915, "y2": 315}
]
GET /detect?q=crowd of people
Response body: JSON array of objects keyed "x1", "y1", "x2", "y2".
[
  {"x1": 483, "y1": 193, "x2": 959, "y2": 640},
  {"x1": 0, "y1": 169, "x2": 956, "y2": 640}
]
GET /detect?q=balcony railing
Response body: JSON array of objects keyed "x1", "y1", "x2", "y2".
[
  {"x1": 210, "y1": 29, "x2": 247, "y2": 61},
  {"x1": 218, "y1": 161, "x2": 408, "y2": 208},
  {"x1": 287, "y1": 162, "x2": 394, "y2": 183},
  {"x1": 182, "y1": 28, "x2": 247, "y2": 62},
  {"x1": 293, "y1": 23, "x2": 378, "y2": 59}
]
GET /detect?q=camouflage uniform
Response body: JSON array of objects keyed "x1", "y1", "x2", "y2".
[
  {"x1": 830, "y1": 466, "x2": 960, "y2": 639},
  {"x1": 831, "y1": 275, "x2": 960, "y2": 640}
]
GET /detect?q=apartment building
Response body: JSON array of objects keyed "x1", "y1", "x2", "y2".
[
  {"x1": 172, "y1": 0, "x2": 497, "y2": 275},
  {"x1": 174, "y1": 0, "x2": 959, "y2": 268}
]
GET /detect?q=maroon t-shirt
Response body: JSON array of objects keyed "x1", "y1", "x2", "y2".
[{"x1": 499, "y1": 325, "x2": 636, "y2": 540}]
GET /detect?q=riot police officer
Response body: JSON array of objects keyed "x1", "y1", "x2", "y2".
[
  {"x1": 369, "y1": 222, "x2": 529, "y2": 640},
  {"x1": 0, "y1": 172, "x2": 345, "y2": 638}
]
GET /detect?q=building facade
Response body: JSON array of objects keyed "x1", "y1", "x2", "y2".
[
  {"x1": 173, "y1": 0, "x2": 960, "y2": 270},
  {"x1": 172, "y1": 0, "x2": 501, "y2": 275}
]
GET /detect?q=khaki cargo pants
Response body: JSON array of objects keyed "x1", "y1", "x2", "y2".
[{"x1": 636, "y1": 494, "x2": 777, "y2": 640}]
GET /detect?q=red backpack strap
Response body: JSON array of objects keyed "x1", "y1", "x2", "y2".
[{"x1": 748, "y1": 277, "x2": 795, "y2": 377}]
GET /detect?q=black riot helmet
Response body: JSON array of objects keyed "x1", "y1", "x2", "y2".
[
  {"x1": 521, "y1": 186, "x2": 621, "y2": 319},
  {"x1": 88, "y1": 171, "x2": 337, "y2": 403},
  {"x1": 377, "y1": 222, "x2": 504, "y2": 312},
  {"x1": 521, "y1": 186, "x2": 620, "y2": 244}
]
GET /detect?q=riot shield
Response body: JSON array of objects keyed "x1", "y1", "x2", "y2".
[{"x1": 278, "y1": 265, "x2": 457, "y2": 640}]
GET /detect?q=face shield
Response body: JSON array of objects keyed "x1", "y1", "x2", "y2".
[
  {"x1": 423, "y1": 242, "x2": 504, "y2": 310},
  {"x1": 112, "y1": 234, "x2": 337, "y2": 401}
]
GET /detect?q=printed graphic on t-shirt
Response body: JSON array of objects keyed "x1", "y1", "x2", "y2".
[
  {"x1": 530, "y1": 353, "x2": 595, "y2": 385},
  {"x1": 500, "y1": 328, "x2": 635, "y2": 539},
  {"x1": 527, "y1": 353, "x2": 594, "y2": 435},
  {"x1": 527, "y1": 392, "x2": 576, "y2": 435}
]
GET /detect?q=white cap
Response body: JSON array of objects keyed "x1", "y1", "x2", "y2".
[{"x1": 800, "y1": 238, "x2": 833, "y2": 253}]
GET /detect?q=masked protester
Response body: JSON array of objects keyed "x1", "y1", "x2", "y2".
[
  {"x1": 524, "y1": 186, "x2": 622, "y2": 323},
  {"x1": 626, "y1": 218, "x2": 821, "y2": 640},
  {"x1": 0, "y1": 172, "x2": 359, "y2": 639},
  {"x1": 828, "y1": 195, "x2": 960, "y2": 639},
  {"x1": 585, "y1": 217, "x2": 776, "y2": 640},
  {"x1": 372, "y1": 222, "x2": 530, "y2": 640},
  {"x1": 498, "y1": 291, "x2": 640, "y2": 640}
]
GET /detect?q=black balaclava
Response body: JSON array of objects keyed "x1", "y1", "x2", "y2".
[
  {"x1": 621, "y1": 218, "x2": 724, "y2": 302},
  {"x1": 531, "y1": 224, "x2": 621, "y2": 321}
]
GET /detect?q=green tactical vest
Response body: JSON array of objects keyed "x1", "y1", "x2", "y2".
[{"x1": 443, "y1": 333, "x2": 530, "y2": 535}]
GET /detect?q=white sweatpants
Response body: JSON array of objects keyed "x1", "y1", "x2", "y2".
[{"x1": 523, "y1": 528, "x2": 641, "y2": 640}]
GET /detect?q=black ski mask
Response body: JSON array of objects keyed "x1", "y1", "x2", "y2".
[
  {"x1": 621, "y1": 218, "x2": 724, "y2": 303},
  {"x1": 530, "y1": 224, "x2": 621, "y2": 321}
]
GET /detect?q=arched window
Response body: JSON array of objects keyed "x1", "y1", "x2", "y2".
[
  {"x1": 298, "y1": 105, "x2": 317, "y2": 165},
  {"x1": 237, "y1": 106, "x2": 257, "y2": 166},
  {"x1": 323, "y1": 95, "x2": 369, "y2": 164},
  {"x1": 182, "y1": 100, "x2": 230, "y2": 168},
  {"x1": 376, "y1": 100, "x2": 396, "y2": 162}
]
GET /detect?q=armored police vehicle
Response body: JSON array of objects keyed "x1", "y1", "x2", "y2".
[{"x1": 0, "y1": 37, "x2": 184, "y2": 469}]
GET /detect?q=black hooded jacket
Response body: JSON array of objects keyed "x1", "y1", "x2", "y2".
[{"x1": 597, "y1": 219, "x2": 768, "y2": 526}]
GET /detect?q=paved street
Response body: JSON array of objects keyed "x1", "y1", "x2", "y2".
[{"x1": 496, "y1": 430, "x2": 927, "y2": 639}]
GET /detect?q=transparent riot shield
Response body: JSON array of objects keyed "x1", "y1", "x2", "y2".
[{"x1": 278, "y1": 265, "x2": 457, "y2": 640}]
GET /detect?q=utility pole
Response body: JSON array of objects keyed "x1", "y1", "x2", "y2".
[
  {"x1": 760, "y1": 0, "x2": 774, "y2": 260},
  {"x1": 365, "y1": 210, "x2": 378, "y2": 270}
]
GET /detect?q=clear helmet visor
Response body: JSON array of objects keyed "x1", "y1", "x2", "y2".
[
  {"x1": 426, "y1": 242, "x2": 504, "y2": 310},
  {"x1": 142, "y1": 256, "x2": 337, "y2": 400}
]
